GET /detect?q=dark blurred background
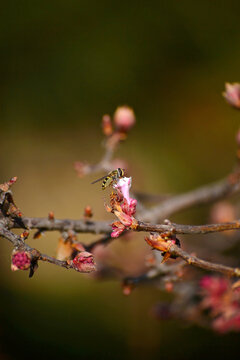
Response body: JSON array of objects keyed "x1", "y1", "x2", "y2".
[{"x1": 1, "y1": 1, "x2": 240, "y2": 359}]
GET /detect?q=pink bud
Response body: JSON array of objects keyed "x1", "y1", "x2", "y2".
[
  {"x1": 121, "y1": 198, "x2": 137, "y2": 216},
  {"x1": 71, "y1": 251, "x2": 96, "y2": 273},
  {"x1": 111, "y1": 221, "x2": 125, "y2": 238},
  {"x1": 113, "y1": 106, "x2": 136, "y2": 132},
  {"x1": 129, "y1": 198, "x2": 137, "y2": 215},
  {"x1": 122, "y1": 282, "x2": 134, "y2": 295},
  {"x1": 111, "y1": 227, "x2": 125, "y2": 238},
  {"x1": 11, "y1": 250, "x2": 31, "y2": 271},
  {"x1": 223, "y1": 83, "x2": 240, "y2": 109}
]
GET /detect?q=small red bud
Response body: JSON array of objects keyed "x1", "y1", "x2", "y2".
[
  {"x1": 11, "y1": 250, "x2": 31, "y2": 271},
  {"x1": 122, "y1": 282, "x2": 134, "y2": 296},
  {"x1": 102, "y1": 114, "x2": 113, "y2": 136},
  {"x1": 9, "y1": 176, "x2": 17, "y2": 185},
  {"x1": 48, "y1": 211, "x2": 55, "y2": 220},
  {"x1": 84, "y1": 205, "x2": 93, "y2": 219},
  {"x1": 165, "y1": 282, "x2": 174, "y2": 292},
  {"x1": 20, "y1": 231, "x2": 29, "y2": 240}
]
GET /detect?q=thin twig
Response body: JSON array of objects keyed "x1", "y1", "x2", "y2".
[
  {"x1": 85, "y1": 233, "x2": 113, "y2": 252},
  {"x1": 169, "y1": 244, "x2": 240, "y2": 277}
]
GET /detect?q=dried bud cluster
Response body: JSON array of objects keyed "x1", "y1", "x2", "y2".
[
  {"x1": 0, "y1": 177, "x2": 23, "y2": 219},
  {"x1": 145, "y1": 233, "x2": 180, "y2": 263},
  {"x1": 106, "y1": 177, "x2": 137, "y2": 238}
]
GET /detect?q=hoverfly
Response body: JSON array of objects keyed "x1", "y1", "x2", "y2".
[{"x1": 91, "y1": 168, "x2": 125, "y2": 190}]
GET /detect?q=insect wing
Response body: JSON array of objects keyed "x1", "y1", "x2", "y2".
[{"x1": 91, "y1": 175, "x2": 108, "y2": 184}]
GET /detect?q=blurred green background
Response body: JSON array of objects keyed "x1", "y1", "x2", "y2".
[{"x1": 1, "y1": 1, "x2": 240, "y2": 359}]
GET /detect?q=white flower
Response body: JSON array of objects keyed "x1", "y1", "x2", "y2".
[{"x1": 113, "y1": 177, "x2": 132, "y2": 205}]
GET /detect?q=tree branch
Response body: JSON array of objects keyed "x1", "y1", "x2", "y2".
[
  {"x1": 11, "y1": 217, "x2": 111, "y2": 234},
  {"x1": 0, "y1": 223, "x2": 82, "y2": 272},
  {"x1": 136, "y1": 219, "x2": 240, "y2": 235}
]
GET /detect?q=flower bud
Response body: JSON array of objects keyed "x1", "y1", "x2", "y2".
[
  {"x1": 122, "y1": 282, "x2": 134, "y2": 296},
  {"x1": 199, "y1": 275, "x2": 228, "y2": 296},
  {"x1": 102, "y1": 114, "x2": 113, "y2": 136},
  {"x1": 165, "y1": 281, "x2": 174, "y2": 293},
  {"x1": 84, "y1": 205, "x2": 93, "y2": 219},
  {"x1": 223, "y1": 83, "x2": 240, "y2": 109},
  {"x1": 71, "y1": 251, "x2": 96, "y2": 273},
  {"x1": 48, "y1": 211, "x2": 55, "y2": 221},
  {"x1": 111, "y1": 221, "x2": 125, "y2": 238},
  {"x1": 11, "y1": 250, "x2": 31, "y2": 271},
  {"x1": 121, "y1": 198, "x2": 137, "y2": 216},
  {"x1": 113, "y1": 106, "x2": 136, "y2": 132}
]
